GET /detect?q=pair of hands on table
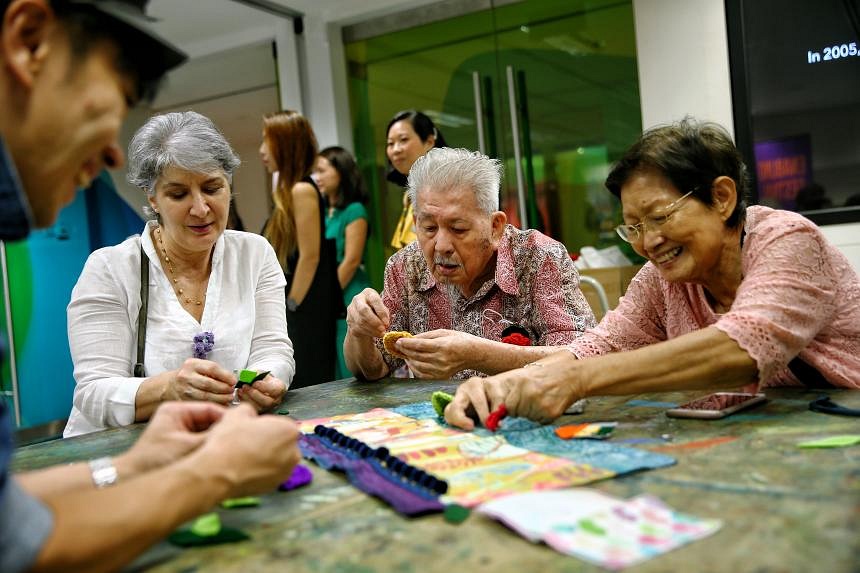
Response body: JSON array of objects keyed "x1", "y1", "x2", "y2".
[
  {"x1": 347, "y1": 288, "x2": 482, "y2": 379},
  {"x1": 444, "y1": 350, "x2": 582, "y2": 429},
  {"x1": 163, "y1": 358, "x2": 286, "y2": 412},
  {"x1": 121, "y1": 402, "x2": 301, "y2": 497}
]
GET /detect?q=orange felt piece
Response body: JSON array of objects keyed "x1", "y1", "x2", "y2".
[{"x1": 555, "y1": 424, "x2": 590, "y2": 439}]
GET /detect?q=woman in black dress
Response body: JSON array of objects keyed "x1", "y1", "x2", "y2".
[{"x1": 260, "y1": 110, "x2": 341, "y2": 388}]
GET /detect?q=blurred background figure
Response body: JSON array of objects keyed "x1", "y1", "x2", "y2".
[
  {"x1": 385, "y1": 110, "x2": 447, "y2": 250},
  {"x1": 261, "y1": 111, "x2": 342, "y2": 388},
  {"x1": 315, "y1": 146, "x2": 371, "y2": 379},
  {"x1": 794, "y1": 183, "x2": 832, "y2": 211},
  {"x1": 845, "y1": 194, "x2": 860, "y2": 207},
  {"x1": 227, "y1": 202, "x2": 246, "y2": 231}
]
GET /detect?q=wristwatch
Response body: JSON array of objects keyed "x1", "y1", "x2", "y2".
[
  {"x1": 88, "y1": 456, "x2": 118, "y2": 488},
  {"x1": 287, "y1": 297, "x2": 298, "y2": 312}
]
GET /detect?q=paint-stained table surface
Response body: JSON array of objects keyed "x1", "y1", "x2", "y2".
[{"x1": 12, "y1": 379, "x2": 860, "y2": 572}]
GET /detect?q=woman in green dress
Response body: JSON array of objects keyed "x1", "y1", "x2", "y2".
[{"x1": 314, "y1": 146, "x2": 371, "y2": 379}]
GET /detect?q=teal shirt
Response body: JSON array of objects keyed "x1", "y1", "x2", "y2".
[{"x1": 325, "y1": 202, "x2": 370, "y2": 304}]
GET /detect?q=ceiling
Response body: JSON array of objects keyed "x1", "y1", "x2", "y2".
[
  {"x1": 113, "y1": 0, "x2": 441, "y2": 216},
  {"x1": 146, "y1": 0, "x2": 442, "y2": 59},
  {"x1": 142, "y1": 0, "x2": 444, "y2": 109}
]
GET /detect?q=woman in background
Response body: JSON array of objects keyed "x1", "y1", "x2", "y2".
[
  {"x1": 260, "y1": 111, "x2": 341, "y2": 388},
  {"x1": 314, "y1": 146, "x2": 371, "y2": 379},
  {"x1": 385, "y1": 110, "x2": 446, "y2": 250}
]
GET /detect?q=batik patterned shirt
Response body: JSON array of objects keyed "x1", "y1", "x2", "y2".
[{"x1": 378, "y1": 224, "x2": 596, "y2": 378}]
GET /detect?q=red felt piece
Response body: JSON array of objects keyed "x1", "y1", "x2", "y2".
[
  {"x1": 501, "y1": 333, "x2": 531, "y2": 346},
  {"x1": 485, "y1": 404, "x2": 508, "y2": 432}
]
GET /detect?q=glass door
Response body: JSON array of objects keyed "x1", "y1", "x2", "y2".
[
  {"x1": 345, "y1": 0, "x2": 642, "y2": 285},
  {"x1": 346, "y1": 9, "x2": 499, "y2": 285},
  {"x1": 489, "y1": 0, "x2": 642, "y2": 252}
]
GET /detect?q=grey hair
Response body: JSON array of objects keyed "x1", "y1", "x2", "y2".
[
  {"x1": 127, "y1": 111, "x2": 240, "y2": 196},
  {"x1": 407, "y1": 148, "x2": 501, "y2": 214}
]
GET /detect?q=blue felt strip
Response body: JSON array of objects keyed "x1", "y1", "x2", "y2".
[{"x1": 394, "y1": 401, "x2": 676, "y2": 475}]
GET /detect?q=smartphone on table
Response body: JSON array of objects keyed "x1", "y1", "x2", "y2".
[{"x1": 665, "y1": 392, "x2": 767, "y2": 419}]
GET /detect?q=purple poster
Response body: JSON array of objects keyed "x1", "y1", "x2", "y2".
[{"x1": 753, "y1": 134, "x2": 812, "y2": 210}]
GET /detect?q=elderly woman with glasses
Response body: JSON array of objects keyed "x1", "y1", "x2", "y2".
[
  {"x1": 446, "y1": 117, "x2": 860, "y2": 428},
  {"x1": 64, "y1": 111, "x2": 294, "y2": 437}
]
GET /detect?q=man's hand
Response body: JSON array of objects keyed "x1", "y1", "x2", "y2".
[
  {"x1": 345, "y1": 288, "x2": 390, "y2": 339},
  {"x1": 237, "y1": 374, "x2": 287, "y2": 412},
  {"x1": 163, "y1": 359, "x2": 235, "y2": 405},
  {"x1": 399, "y1": 329, "x2": 483, "y2": 379},
  {"x1": 185, "y1": 404, "x2": 301, "y2": 498},
  {"x1": 118, "y1": 402, "x2": 226, "y2": 478}
]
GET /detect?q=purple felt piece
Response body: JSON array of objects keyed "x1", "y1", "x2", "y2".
[
  {"x1": 298, "y1": 433, "x2": 444, "y2": 516},
  {"x1": 349, "y1": 460, "x2": 444, "y2": 516},
  {"x1": 299, "y1": 434, "x2": 353, "y2": 470},
  {"x1": 279, "y1": 464, "x2": 313, "y2": 491}
]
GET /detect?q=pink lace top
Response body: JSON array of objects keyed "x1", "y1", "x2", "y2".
[{"x1": 570, "y1": 206, "x2": 860, "y2": 388}]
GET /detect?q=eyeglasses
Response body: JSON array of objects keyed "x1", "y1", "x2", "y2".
[{"x1": 615, "y1": 190, "x2": 694, "y2": 243}]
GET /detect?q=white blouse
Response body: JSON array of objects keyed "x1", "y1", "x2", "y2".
[{"x1": 63, "y1": 222, "x2": 294, "y2": 437}]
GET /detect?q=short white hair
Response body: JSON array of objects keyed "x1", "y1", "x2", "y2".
[{"x1": 407, "y1": 148, "x2": 501, "y2": 214}]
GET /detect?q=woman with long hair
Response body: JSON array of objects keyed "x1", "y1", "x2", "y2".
[
  {"x1": 314, "y1": 146, "x2": 370, "y2": 379},
  {"x1": 260, "y1": 110, "x2": 341, "y2": 388},
  {"x1": 385, "y1": 110, "x2": 446, "y2": 250}
]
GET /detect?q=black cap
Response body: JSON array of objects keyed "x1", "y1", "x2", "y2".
[{"x1": 69, "y1": 0, "x2": 187, "y2": 76}]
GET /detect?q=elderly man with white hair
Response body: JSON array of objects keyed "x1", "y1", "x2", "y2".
[{"x1": 344, "y1": 148, "x2": 595, "y2": 381}]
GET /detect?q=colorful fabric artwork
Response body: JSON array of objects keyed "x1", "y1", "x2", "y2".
[
  {"x1": 299, "y1": 409, "x2": 614, "y2": 508},
  {"x1": 543, "y1": 494, "x2": 722, "y2": 570},
  {"x1": 479, "y1": 490, "x2": 722, "y2": 569},
  {"x1": 389, "y1": 401, "x2": 676, "y2": 475}
]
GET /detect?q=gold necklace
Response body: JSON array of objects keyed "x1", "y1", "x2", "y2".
[{"x1": 155, "y1": 226, "x2": 205, "y2": 306}]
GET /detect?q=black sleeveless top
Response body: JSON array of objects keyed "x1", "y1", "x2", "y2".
[{"x1": 283, "y1": 177, "x2": 344, "y2": 388}]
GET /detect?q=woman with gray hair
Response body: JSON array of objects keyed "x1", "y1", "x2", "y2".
[{"x1": 64, "y1": 111, "x2": 294, "y2": 437}]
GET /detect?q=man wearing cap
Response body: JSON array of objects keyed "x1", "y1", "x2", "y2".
[{"x1": 0, "y1": 2, "x2": 301, "y2": 571}]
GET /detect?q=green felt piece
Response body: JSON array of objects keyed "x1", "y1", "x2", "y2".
[
  {"x1": 190, "y1": 513, "x2": 221, "y2": 537},
  {"x1": 167, "y1": 526, "x2": 250, "y2": 547},
  {"x1": 596, "y1": 426, "x2": 615, "y2": 436},
  {"x1": 221, "y1": 497, "x2": 261, "y2": 509},
  {"x1": 431, "y1": 391, "x2": 454, "y2": 417},
  {"x1": 277, "y1": 409, "x2": 291, "y2": 416},
  {"x1": 443, "y1": 503, "x2": 470, "y2": 524},
  {"x1": 797, "y1": 435, "x2": 860, "y2": 448},
  {"x1": 237, "y1": 369, "x2": 258, "y2": 384}
]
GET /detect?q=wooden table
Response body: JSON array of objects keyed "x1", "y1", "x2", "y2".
[{"x1": 12, "y1": 379, "x2": 860, "y2": 572}]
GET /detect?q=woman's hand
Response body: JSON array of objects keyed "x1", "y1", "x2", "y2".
[
  {"x1": 236, "y1": 373, "x2": 287, "y2": 412},
  {"x1": 504, "y1": 355, "x2": 582, "y2": 423},
  {"x1": 444, "y1": 375, "x2": 511, "y2": 430},
  {"x1": 445, "y1": 350, "x2": 582, "y2": 429},
  {"x1": 164, "y1": 358, "x2": 235, "y2": 405}
]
